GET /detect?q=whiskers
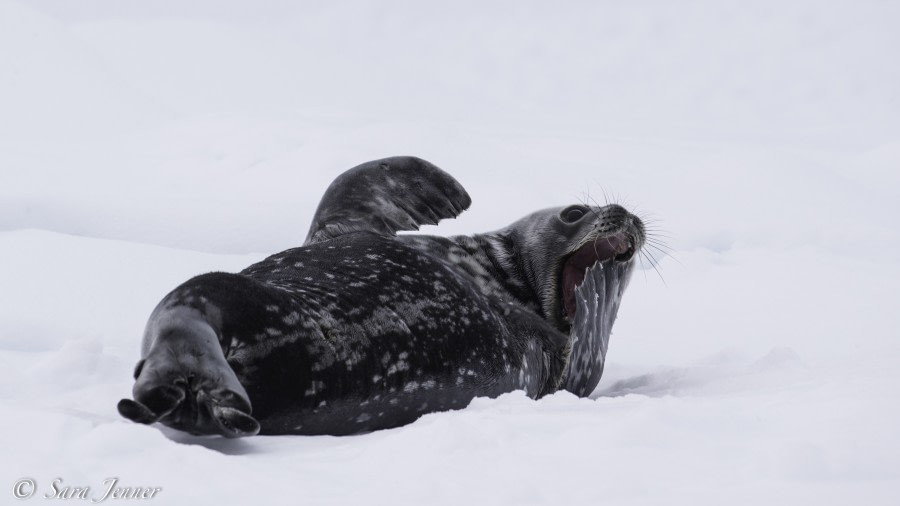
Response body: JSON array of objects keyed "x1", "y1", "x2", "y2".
[
  {"x1": 634, "y1": 211, "x2": 674, "y2": 286},
  {"x1": 572, "y1": 186, "x2": 674, "y2": 286}
]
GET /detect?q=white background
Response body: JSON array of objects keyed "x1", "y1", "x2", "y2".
[{"x1": 1, "y1": 1, "x2": 898, "y2": 504}]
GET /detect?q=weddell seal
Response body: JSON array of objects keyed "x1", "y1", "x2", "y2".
[{"x1": 117, "y1": 156, "x2": 647, "y2": 437}]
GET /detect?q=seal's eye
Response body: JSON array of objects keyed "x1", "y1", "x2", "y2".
[{"x1": 561, "y1": 206, "x2": 587, "y2": 223}]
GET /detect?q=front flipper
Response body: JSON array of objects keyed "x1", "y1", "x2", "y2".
[
  {"x1": 304, "y1": 156, "x2": 472, "y2": 245},
  {"x1": 563, "y1": 260, "x2": 630, "y2": 397},
  {"x1": 501, "y1": 302, "x2": 572, "y2": 398}
]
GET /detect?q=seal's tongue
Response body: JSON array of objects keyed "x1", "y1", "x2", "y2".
[{"x1": 563, "y1": 260, "x2": 631, "y2": 396}]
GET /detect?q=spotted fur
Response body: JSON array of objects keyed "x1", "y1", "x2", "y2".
[{"x1": 119, "y1": 156, "x2": 643, "y2": 436}]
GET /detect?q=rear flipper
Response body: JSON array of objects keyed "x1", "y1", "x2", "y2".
[
  {"x1": 207, "y1": 405, "x2": 261, "y2": 437},
  {"x1": 118, "y1": 386, "x2": 260, "y2": 438},
  {"x1": 304, "y1": 156, "x2": 472, "y2": 244},
  {"x1": 118, "y1": 313, "x2": 260, "y2": 438},
  {"x1": 118, "y1": 384, "x2": 184, "y2": 424}
]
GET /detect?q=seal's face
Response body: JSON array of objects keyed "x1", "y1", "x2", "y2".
[
  {"x1": 506, "y1": 204, "x2": 645, "y2": 331},
  {"x1": 557, "y1": 204, "x2": 642, "y2": 323}
]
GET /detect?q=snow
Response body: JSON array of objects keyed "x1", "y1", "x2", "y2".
[{"x1": 2, "y1": 0, "x2": 899, "y2": 504}]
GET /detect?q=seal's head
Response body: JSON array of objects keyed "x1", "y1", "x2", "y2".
[{"x1": 505, "y1": 203, "x2": 645, "y2": 331}]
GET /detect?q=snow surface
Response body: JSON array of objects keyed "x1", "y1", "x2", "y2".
[{"x1": 2, "y1": 1, "x2": 899, "y2": 504}]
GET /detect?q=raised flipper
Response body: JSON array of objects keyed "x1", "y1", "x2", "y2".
[{"x1": 304, "y1": 156, "x2": 472, "y2": 245}]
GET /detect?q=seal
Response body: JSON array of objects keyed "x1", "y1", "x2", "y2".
[{"x1": 117, "y1": 156, "x2": 645, "y2": 437}]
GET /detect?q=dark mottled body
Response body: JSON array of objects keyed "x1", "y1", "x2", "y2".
[
  {"x1": 118, "y1": 156, "x2": 644, "y2": 437},
  {"x1": 157, "y1": 232, "x2": 565, "y2": 434}
]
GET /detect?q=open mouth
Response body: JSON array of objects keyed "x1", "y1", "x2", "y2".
[{"x1": 561, "y1": 233, "x2": 634, "y2": 322}]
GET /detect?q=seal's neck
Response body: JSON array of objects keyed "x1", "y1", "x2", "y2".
[{"x1": 450, "y1": 233, "x2": 544, "y2": 317}]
